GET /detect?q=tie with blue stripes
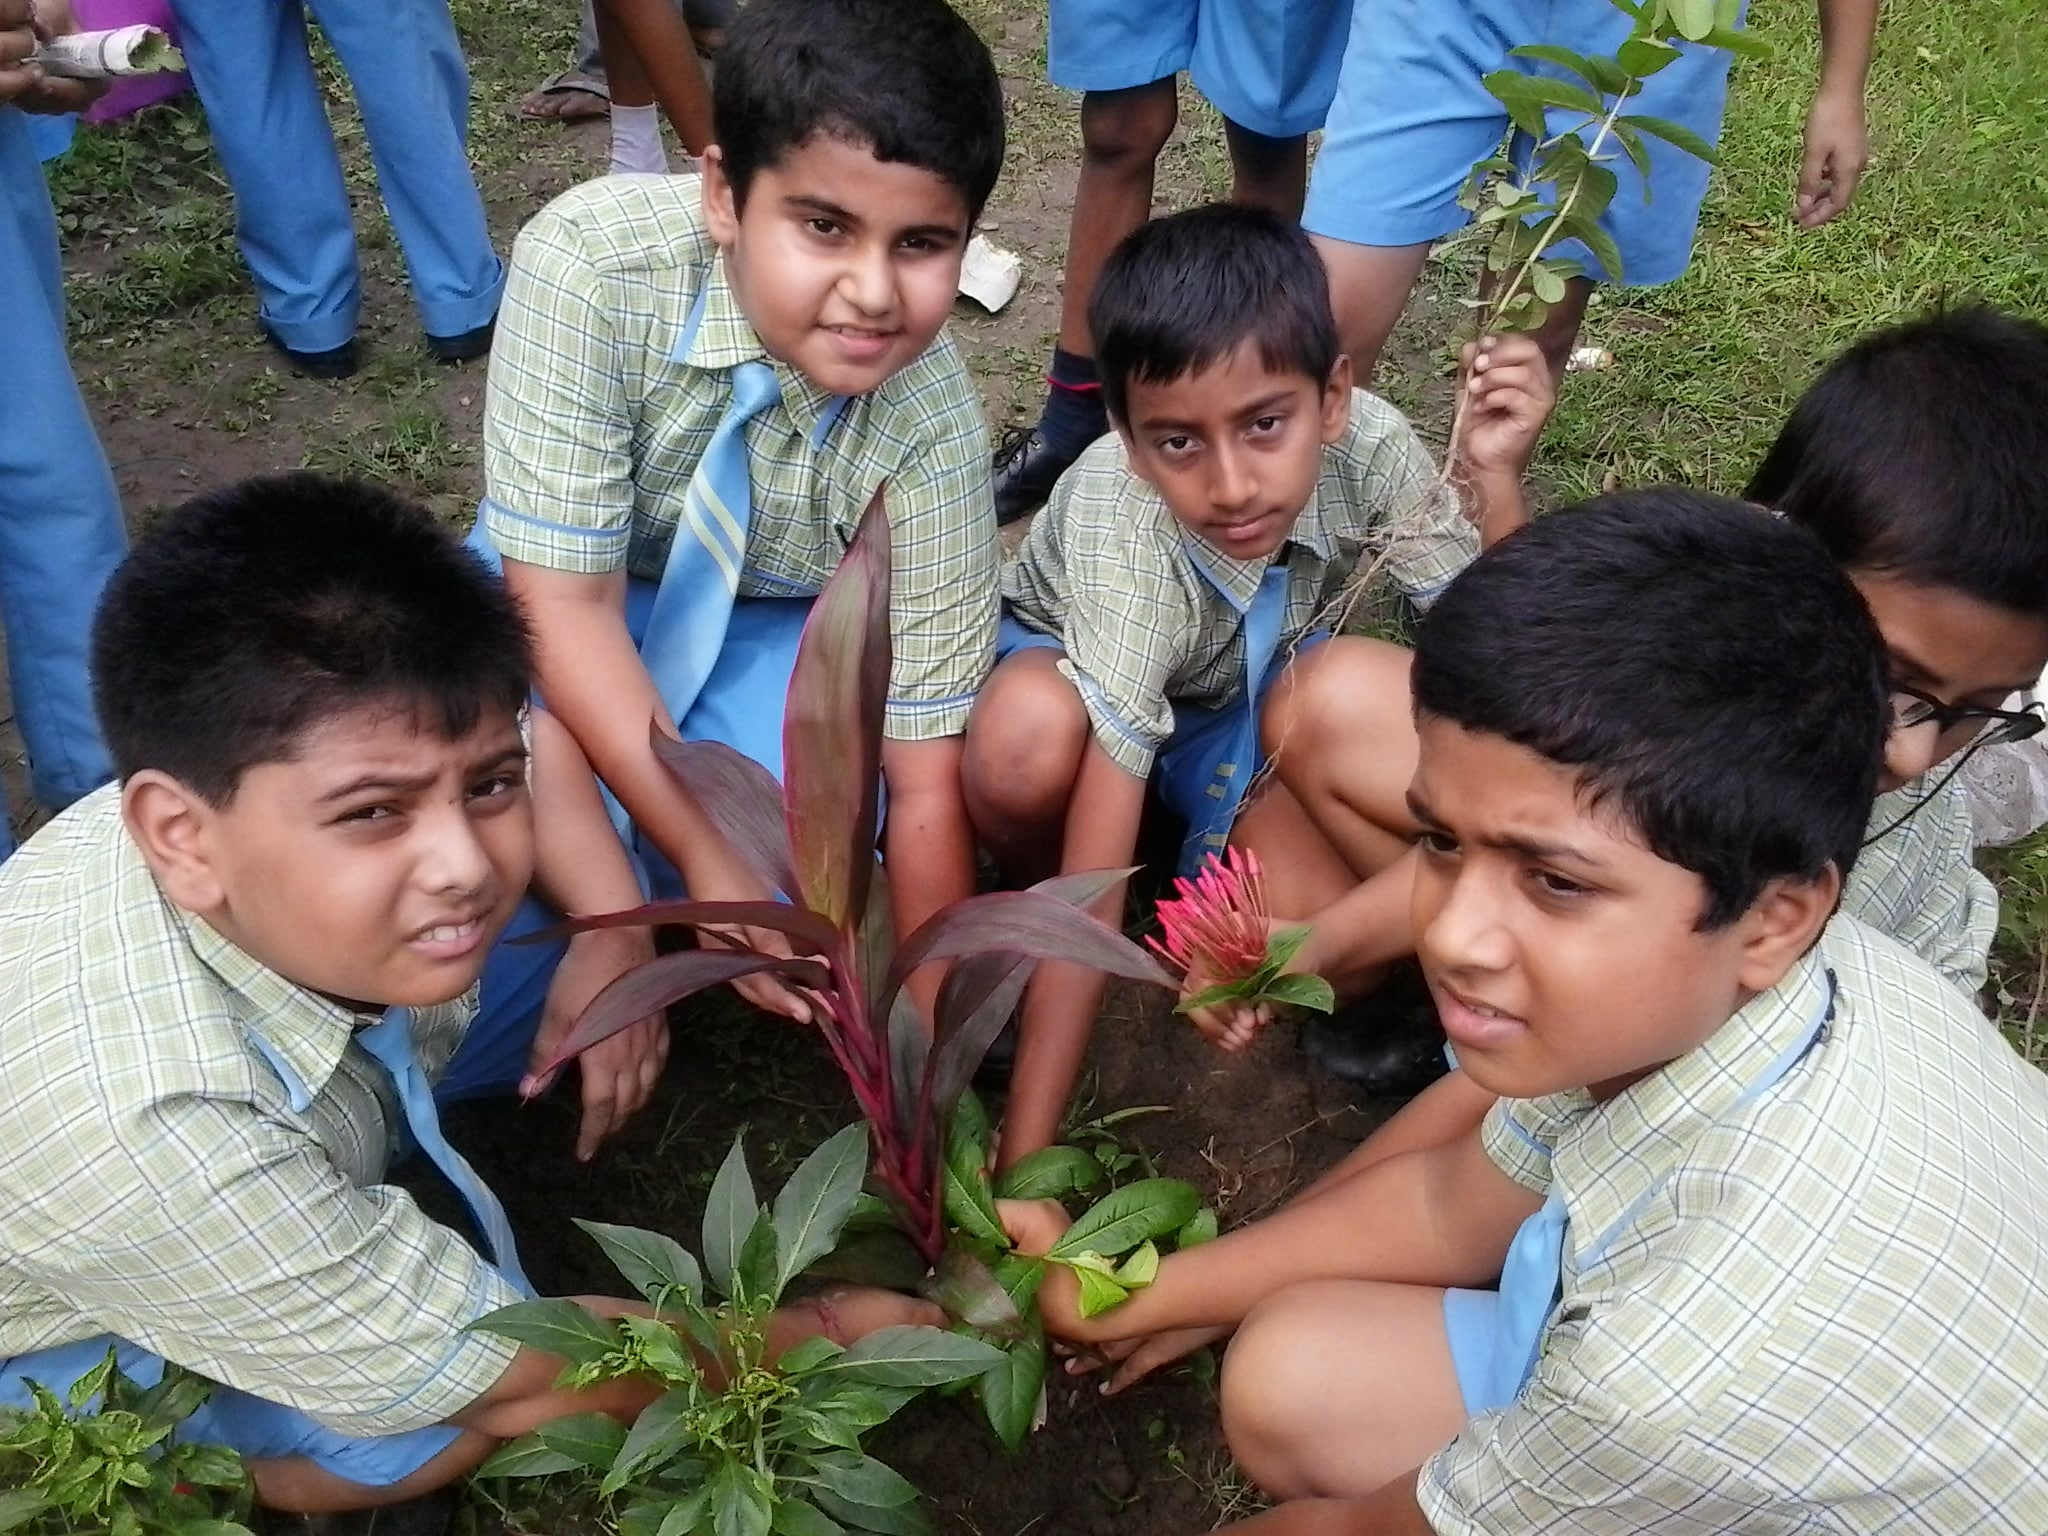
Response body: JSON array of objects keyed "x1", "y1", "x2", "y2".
[
  {"x1": 357, "y1": 1008, "x2": 536, "y2": 1296},
  {"x1": 642, "y1": 359, "x2": 784, "y2": 726}
]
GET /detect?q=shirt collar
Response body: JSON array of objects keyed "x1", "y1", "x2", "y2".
[
  {"x1": 671, "y1": 253, "x2": 846, "y2": 441},
  {"x1": 173, "y1": 902, "x2": 364, "y2": 1105},
  {"x1": 1553, "y1": 946, "x2": 1836, "y2": 1261},
  {"x1": 1177, "y1": 479, "x2": 1337, "y2": 612}
]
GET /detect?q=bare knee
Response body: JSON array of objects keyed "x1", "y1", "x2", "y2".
[
  {"x1": 963, "y1": 653, "x2": 1089, "y2": 829},
  {"x1": 1080, "y1": 80, "x2": 1178, "y2": 172},
  {"x1": 1221, "y1": 1283, "x2": 1358, "y2": 1500},
  {"x1": 1261, "y1": 637, "x2": 1414, "y2": 764}
]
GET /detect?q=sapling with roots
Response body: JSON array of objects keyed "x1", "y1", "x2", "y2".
[{"x1": 518, "y1": 488, "x2": 1211, "y2": 1462}]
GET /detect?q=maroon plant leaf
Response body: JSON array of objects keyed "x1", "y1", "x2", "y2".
[
  {"x1": 884, "y1": 989, "x2": 929, "y2": 1146},
  {"x1": 920, "y1": 949, "x2": 1038, "y2": 1136},
  {"x1": 885, "y1": 870, "x2": 1170, "y2": 998},
  {"x1": 526, "y1": 899, "x2": 838, "y2": 956},
  {"x1": 782, "y1": 487, "x2": 890, "y2": 929},
  {"x1": 923, "y1": 1246, "x2": 1028, "y2": 1344},
  {"x1": 651, "y1": 734, "x2": 797, "y2": 896},
  {"x1": 531, "y1": 951, "x2": 832, "y2": 1080}
]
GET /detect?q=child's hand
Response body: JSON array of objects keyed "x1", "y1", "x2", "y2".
[
  {"x1": 525, "y1": 927, "x2": 670, "y2": 1162},
  {"x1": 1182, "y1": 989, "x2": 1271, "y2": 1054},
  {"x1": 1458, "y1": 333, "x2": 1556, "y2": 481},
  {"x1": 1059, "y1": 1324, "x2": 1230, "y2": 1395},
  {"x1": 996, "y1": 1197, "x2": 1071, "y2": 1257}
]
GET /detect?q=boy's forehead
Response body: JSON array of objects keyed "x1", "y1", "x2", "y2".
[
  {"x1": 261, "y1": 700, "x2": 524, "y2": 788},
  {"x1": 1125, "y1": 344, "x2": 1321, "y2": 426},
  {"x1": 1412, "y1": 717, "x2": 1647, "y2": 861}
]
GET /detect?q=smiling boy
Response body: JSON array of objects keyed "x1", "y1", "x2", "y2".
[
  {"x1": 1014, "y1": 490, "x2": 2048, "y2": 1535},
  {"x1": 0, "y1": 476, "x2": 921, "y2": 1535},
  {"x1": 478, "y1": 0, "x2": 1004, "y2": 1026},
  {"x1": 966, "y1": 205, "x2": 1552, "y2": 1163}
]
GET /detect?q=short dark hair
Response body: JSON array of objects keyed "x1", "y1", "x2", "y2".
[
  {"x1": 1747, "y1": 305, "x2": 2048, "y2": 617},
  {"x1": 1412, "y1": 489, "x2": 1888, "y2": 930},
  {"x1": 1089, "y1": 204, "x2": 1340, "y2": 424},
  {"x1": 93, "y1": 473, "x2": 531, "y2": 804},
  {"x1": 713, "y1": 0, "x2": 1004, "y2": 221}
]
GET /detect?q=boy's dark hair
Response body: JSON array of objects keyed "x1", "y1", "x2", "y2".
[
  {"x1": 713, "y1": 0, "x2": 1004, "y2": 221},
  {"x1": 1089, "y1": 204, "x2": 1340, "y2": 424},
  {"x1": 93, "y1": 473, "x2": 531, "y2": 804},
  {"x1": 1413, "y1": 490, "x2": 1888, "y2": 930},
  {"x1": 1747, "y1": 305, "x2": 2048, "y2": 616}
]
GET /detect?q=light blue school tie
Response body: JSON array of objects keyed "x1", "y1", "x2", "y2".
[
  {"x1": 1490, "y1": 1185, "x2": 1568, "y2": 1399},
  {"x1": 641, "y1": 360, "x2": 784, "y2": 727},
  {"x1": 1241, "y1": 561, "x2": 1292, "y2": 700},
  {"x1": 356, "y1": 1008, "x2": 536, "y2": 1297}
]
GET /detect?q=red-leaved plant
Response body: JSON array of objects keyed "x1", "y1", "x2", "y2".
[{"x1": 528, "y1": 488, "x2": 1177, "y2": 1268}]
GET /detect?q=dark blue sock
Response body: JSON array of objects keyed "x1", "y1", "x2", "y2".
[{"x1": 1036, "y1": 347, "x2": 1108, "y2": 457}]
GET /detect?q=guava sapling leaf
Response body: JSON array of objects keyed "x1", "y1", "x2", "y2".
[
  {"x1": 993, "y1": 1145, "x2": 1104, "y2": 1201},
  {"x1": 771, "y1": 1122, "x2": 871, "y2": 1292},
  {"x1": 575, "y1": 1220, "x2": 705, "y2": 1303},
  {"x1": 1072, "y1": 1265, "x2": 1132, "y2": 1318},
  {"x1": 1048, "y1": 1179, "x2": 1203, "y2": 1261},
  {"x1": 1114, "y1": 1240, "x2": 1160, "y2": 1288},
  {"x1": 704, "y1": 1134, "x2": 760, "y2": 1301},
  {"x1": 1261, "y1": 973, "x2": 1338, "y2": 1014},
  {"x1": 1177, "y1": 1208, "x2": 1220, "y2": 1248}
]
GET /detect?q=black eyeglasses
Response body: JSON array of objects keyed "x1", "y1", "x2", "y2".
[{"x1": 1890, "y1": 683, "x2": 2045, "y2": 748}]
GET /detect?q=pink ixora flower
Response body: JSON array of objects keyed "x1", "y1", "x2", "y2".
[{"x1": 1147, "y1": 847, "x2": 1270, "y2": 984}]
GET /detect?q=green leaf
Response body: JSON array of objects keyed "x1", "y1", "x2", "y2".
[
  {"x1": 705, "y1": 1134, "x2": 760, "y2": 1300},
  {"x1": 1482, "y1": 69, "x2": 1604, "y2": 130},
  {"x1": 1048, "y1": 1179, "x2": 1203, "y2": 1261},
  {"x1": 476, "y1": 1434, "x2": 586, "y2": 1478},
  {"x1": 1700, "y1": 24, "x2": 1771, "y2": 60},
  {"x1": 1176, "y1": 1208, "x2": 1220, "y2": 1248},
  {"x1": 813, "y1": 1325, "x2": 1005, "y2": 1387},
  {"x1": 811, "y1": 1489, "x2": 929, "y2": 1536},
  {"x1": 924, "y1": 1247, "x2": 1027, "y2": 1340},
  {"x1": 773, "y1": 1500, "x2": 846, "y2": 1536},
  {"x1": 1507, "y1": 43, "x2": 1626, "y2": 96},
  {"x1": 1257, "y1": 973, "x2": 1337, "y2": 1014},
  {"x1": 976, "y1": 1333, "x2": 1047, "y2": 1452},
  {"x1": 1561, "y1": 213, "x2": 1627, "y2": 287},
  {"x1": 737, "y1": 1209, "x2": 783, "y2": 1305},
  {"x1": 577, "y1": 1220, "x2": 706, "y2": 1303},
  {"x1": 468, "y1": 1298, "x2": 619, "y2": 1365},
  {"x1": 941, "y1": 1121, "x2": 1006, "y2": 1252},
  {"x1": 1113, "y1": 1240, "x2": 1160, "y2": 1288},
  {"x1": 170, "y1": 1442, "x2": 245, "y2": 1490},
  {"x1": 0, "y1": 1490, "x2": 52, "y2": 1533},
  {"x1": 711, "y1": 1461, "x2": 774, "y2": 1536},
  {"x1": 604, "y1": 1389, "x2": 694, "y2": 1494},
  {"x1": 1665, "y1": 0, "x2": 1715, "y2": 41},
  {"x1": 993, "y1": 1145, "x2": 1103, "y2": 1201},
  {"x1": 1619, "y1": 112, "x2": 1720, "y2": 165},
  {"x1": 1073, "y1": 1266, "x2": 1131, "y2": 1318},
  {"x1": 1607, "y1": 117, "x2": 1652, "y2": 181},
  {"x1": 776, "y1": 1335, "x2": 847, "y2": 1375},
  {"x1": 533, "y1": 1411, "x2": 629, "y2": 1471},
  {"x1": 814, "y1": 1452, "x2": 920, "y2": 1508},
  {"x1": 1615, "y1": 34, "x2": 1680, "y2": 78},
  {"x1": 1174, "y1": 978, "x2": 1255, "y2": 1016},
  {"x1": 623, "y1": 1489, "x2": 712, "y2": 1536}
]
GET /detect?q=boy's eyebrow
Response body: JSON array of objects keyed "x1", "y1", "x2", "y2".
[
  {"x1": 1134, "y1": 388, "x2": 1298, "y2": 433},
  {"x1": 317, "y1": 745, "x2": 527, "y2": 803},
  {"x1": 779, "y1": 195, "x2": 963, "y2": 245},
  {"x1": 1405, "y1": 787, "x2": 1606, "y2": 869}
]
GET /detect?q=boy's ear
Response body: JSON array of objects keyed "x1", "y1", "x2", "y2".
[
  {"x1": 122, "y1": 771, "x2": 227, "y2": 916},
  {"x1": 1733, "y1": 865, "x2": 1841, "y2": 994},
  {"x1": 1320, "y1": 354, "x2": 1354, "y2": 445},
  {"x1": 701, "y1": 145, "x2": 740, "y2": 249}
]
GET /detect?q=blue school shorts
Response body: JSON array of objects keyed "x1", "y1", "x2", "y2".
[
  {"x1": 0, "y1": 1338, "x2": 461, "y2": 1489},
  {"x1": 1048, "y1": 0, "x2": 1351, "y2": 139},
  {"x1": 1303, "y1": 0, "x2": 1744, "y2": 285}
]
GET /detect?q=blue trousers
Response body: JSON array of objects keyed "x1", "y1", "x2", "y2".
[
  {"x1": 166, "y1": 0, "x2": 504, "y2": 352},
  {"x1": 0, "y1": 110, "x2": 126, "y2": 860}
]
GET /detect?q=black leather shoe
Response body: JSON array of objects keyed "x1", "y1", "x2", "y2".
[
  {"x1": 262, "y1": 326, "x2": 358, "y2": 380},
  {"x1": 992, "y1": 424, "x2": 1080, "y2": 527},
  {"x1": 259, "y1": 1489, "x2": 458, "y2": 1536},
  {"x1": 426, "y1": 318, "x2": 495, "y2": 363},
  {"x1": 1302, "y1": 961, "x2": 1451, "y2": 1098}
]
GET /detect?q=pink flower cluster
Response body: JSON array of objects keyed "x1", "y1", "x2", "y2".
[{"x1": 1147, "y1": 847, "x2": 1270, "y2": 984}]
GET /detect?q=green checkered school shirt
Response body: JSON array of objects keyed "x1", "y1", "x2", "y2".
[
  {"x1": 480, "y1": 175, "x2": 998, "y2": 740},
  {"x1": 999, "y1": 391, "x2": 1476, "y2": 777},
  {"x1": 1424, "y1": 916, "x2": 2048, "y2": 1534},
  {"x1": 1842, "y1": 769, "x2": 1995, "y2": 994},
  {"x1": 0, "y1": 790, "x2": 520, "y2": 1436}
]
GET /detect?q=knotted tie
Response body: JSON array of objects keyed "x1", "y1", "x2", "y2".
[
  {"x1": 642, "y1": 359, "x2": 783, "y2": 726},
  {"x1": 356, "y1": 1008, "x2": 535, "y2": 1296}
]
